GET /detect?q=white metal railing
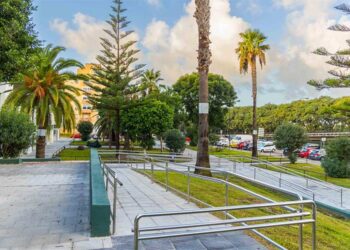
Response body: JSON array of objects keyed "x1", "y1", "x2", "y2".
[{"x1": 134, "y1": 200, "x2": 316, "y2": 250}]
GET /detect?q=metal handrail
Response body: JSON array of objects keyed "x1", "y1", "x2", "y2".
[
  {"x1": 125, "y1": 155, "x2": 306, "y2": 249},
  {"x1": 101, "y1": 162, "x2": 123, "y2": 234},
  {"x1": 222, "y1": 155, "x2": 344, "y2": 206},
  {"x1": 134, "y1": 200, "x2": 317, "y2": 250}
]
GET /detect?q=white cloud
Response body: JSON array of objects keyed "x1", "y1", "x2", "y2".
[
  {"x1": 269, "y1": 0, "x2": 350, "y2": 101},
  {"x1": 50, "y1": 13, "x2": 107, "y2": 62},
  {"x1": 50, "y1": 12, "x2": 141, "y2": 63},
  {"x1": 147, "y1": 0, "x2": 161, "y2": 6},
  {"x1": 142, "y1": 0, "x2": 250, "y2": 84}
]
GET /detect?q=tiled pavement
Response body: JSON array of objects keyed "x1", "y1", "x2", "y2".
[
  {"x1": 0, "y1": 162, "x2": 107, "y2": 249},
  {"x1": 25, "y1": 138, "x2": 72, "y2": 159},
  {"x1": 105, "y1": 166, "x2": 266, "y2": 250}
]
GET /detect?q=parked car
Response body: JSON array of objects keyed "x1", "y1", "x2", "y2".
[
  {"x1": 217, "y1": 138, "x2": 229, "y2": 147},
  {"x1": 230, "y1": 139, "x2": 240, "y2": 148},
  {"x1": 71, "y1": 133, "x2": 81, "y2": 139},
  {"x1": 237, "y1": 141, "x2": 250, "y2": 150},
  {"x1": 243, "y1": 142, "x2": 253, "y2": 151},
  {"x1": 308, "y1": 149, "x2": 326, "y2": 161},
  {"x1": 260, "y1": 143, "x2": 276, "y2": 153},
  {"x1": 298, "y1": 148, "x2": 314, "y2": 158}
]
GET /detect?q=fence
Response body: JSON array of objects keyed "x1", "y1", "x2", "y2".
[{"x1": 100, "y1": 152, "x2": 318, "y2": 250}]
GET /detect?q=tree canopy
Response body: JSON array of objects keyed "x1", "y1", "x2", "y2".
[
  {"x1": 121, "y1": 100, "x2": 174, "y2": 149},
  {"x1": 225, "y1": 97, "x2": 350, "y2": 133},
  {"x1": 173, "y1": 73, "x2": 237, "y2": 132},
  {"x1": 0, "y1": 0, "x2": 40, "y2": 82}
]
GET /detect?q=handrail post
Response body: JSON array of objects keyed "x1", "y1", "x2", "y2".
[
  {"x1": 254, "y1": 168, "x2": 256, "y2": 180},
  {"x1": 151, "y1": 158, "x2": 154, "y2": 183},
  {"x1": 312, "y1": 203, "x2": 317, "y2": 250},
  {"x1": 279, "y1": 173, "x2": 282, "y2": 187},
  {"x1": 113, "y1": 175, "x2": 117, "y2": 234},
  {"x1": 299, "y1": 204, "x2": 304, "y2": 250},
  {"x1": 225, "y1": 174, "x2": 229, "y2": 219},
  {"x1": 187, "y1": 166, "x2": 190, "y2": 203},
  {"x1": 134, "y1": 217, "x2": 139, "y2": 250},
  {"x1": 340, "y1": 189, "x2": 343, "y2": 207},
  {"x1": 166, "y1": 162, "x2": 169, "y2": 192}
]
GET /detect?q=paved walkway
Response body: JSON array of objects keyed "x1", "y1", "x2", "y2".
[
  {"x1": 0, "y1": 162, "x2": 111, "y2": 249},
  {"x1": 106, "y1": 166, "x2": 266, "y2": 250},
  {"x1": 25, "y1": 138, "x2": 72, "y2": 159},
  {"x1": 183, "y1": 149, "x2": 350, "y2": 211}
]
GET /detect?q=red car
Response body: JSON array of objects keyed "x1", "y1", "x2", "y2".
[
  {"x1": 71, "y1": 133, "x2": 81, "y2": 139},
  {"x1": 298, "y1": 148, "x2": 314, "y2": 158}
]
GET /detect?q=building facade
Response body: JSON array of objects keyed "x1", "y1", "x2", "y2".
[{"x1": 66, "y1": 64, "x2": 98, "y2": 128}]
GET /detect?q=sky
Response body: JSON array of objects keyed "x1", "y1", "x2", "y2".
[{"x1": 32, "y1": 0, "x2": 350, "y2": 106}]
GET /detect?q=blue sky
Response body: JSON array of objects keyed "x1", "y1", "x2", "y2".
[{"x1": 32, "y1": 0, "x2": 349, "y2": 106}]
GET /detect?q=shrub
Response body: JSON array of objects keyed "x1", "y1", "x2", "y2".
[
  {"x1": 0, "y1": 110, "x2": 36, "y2": 158},
  {"x1": 77, "y1": 121, "x2": 93, "y2": 141},
  {"x1": 164, "y1": 129, "x2": 186, "y2": 153},
  {"x1": 322, "y1": 138, "x2": 350, "y2": 178},
  {"x1": 87, "y1": 140, "x2": 102, "y2": 148},
  {"x1": 288, "y1": 153, "x2": 298, "y2": 164},
  {"x1": 77, "y1": 145, "x2": 85, "y2": 150},
  {"x1": 274, "y1": 123, "x2": 308, "y2": 163},
  {"x1": 209, "y1": 134, "x2": 220, "y2": 146}
]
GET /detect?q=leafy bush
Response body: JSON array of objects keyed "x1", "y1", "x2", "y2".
[
  {"x1": 77, "y1": 145, "x2": 85, "y2": 150},
  {"x1": 164, "y1": 129, "x2": 186, "y2": 153},
  {"x1": 87, "y1": 140, "x2": 102, "y2": 148},
  {"x1": 274, "y1": 123, "x2": 308, "y2": 163},
  {"x1": 0, "y1": 110, "x2": 36, "y2": 158},
  {"x1": 209, "y1": 134, "x2": 220, "y2": 146},
  {"x1": 77, "y1": 121, "x2": 93, "y2": 141},
  {"x1": 288, "y1": 153, "x2": 298, "y2": 164},
  {"x1": 322, "y1": 138, "x2": 350, "y2": 178}
]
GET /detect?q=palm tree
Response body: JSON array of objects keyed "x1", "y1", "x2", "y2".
[
  {"x1": 139, "y1": 69, "x2": 163, "y2": 97},
  {"x1": 236, "y1": 29, "x2": 270, "y2": 157},
  {"x1": 194, "y1": 0, "x2": 212, "y2": 176},
  {"x1": 5, "y1": 45, "x2": 83, "y2": 158}
]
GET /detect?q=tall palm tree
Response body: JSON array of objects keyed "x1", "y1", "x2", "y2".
[
  {"x1": 139, "y1": 69, "x2": 163, "y2": 97},
  {"x1": 5, "y1": 45, "x2": 83, "y2": 158},
  {"x1": 236, "y1": 29, "x2": 270, "y2": 157},
  {"x1": 194, "y1": 0, "x2": 212, "y2": 176}
]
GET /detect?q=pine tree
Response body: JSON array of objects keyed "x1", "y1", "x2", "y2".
[
  {"x1": 308, "y1": 4, "x2": 350, "y2": 89},
  {"x1": 87, "y1": 0, "x2": 144, "y2": 150}
]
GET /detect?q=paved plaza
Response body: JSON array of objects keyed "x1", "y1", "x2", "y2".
[{"x1": 0, "y1": 162, "x2": 111, "y2": 249}]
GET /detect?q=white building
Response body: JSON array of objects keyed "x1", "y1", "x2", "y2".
[{"x1": 0, "y1": 83, "x2": 12, "y2": 109}]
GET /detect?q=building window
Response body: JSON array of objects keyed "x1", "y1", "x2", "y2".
[{"x1": 83, "y1": 105, "x2": 92, "y2": 110}]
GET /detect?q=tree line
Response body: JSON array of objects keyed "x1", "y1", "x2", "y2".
[{"x1": 225, "y1": 96, "x2": 350, "y2": 134}]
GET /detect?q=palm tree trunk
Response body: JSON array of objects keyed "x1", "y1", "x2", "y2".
[
  {"x1": 251, "y1": 61, "x2": 258, "y2": 158},
  {"x1": 124, "y1": 133, "x2": 130, "y2": 150},
  {"x1": 194, "y1": 0, "x2": 212, "y2": 176},
  {"x1": 36, "y1": 126, "x2": 46, "y2": 159}
]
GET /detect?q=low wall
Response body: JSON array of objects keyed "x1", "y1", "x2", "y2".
[{"x1": 90, "y1": 148, "x2": 111, "y2": 237}]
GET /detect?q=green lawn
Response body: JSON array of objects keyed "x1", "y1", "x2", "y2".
[
  {"x1": 188, "y1": 146, "x2": 285, "y2": 162},
  {"x1": 282, "y1": 163, "x2": 350, "y2": 189},
  {"x1": 142, "y1": 170, "x2": 350, "y2": 250},
  {"x1": 58, "y1": 148, "x2": 90, "y2": 160}
]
